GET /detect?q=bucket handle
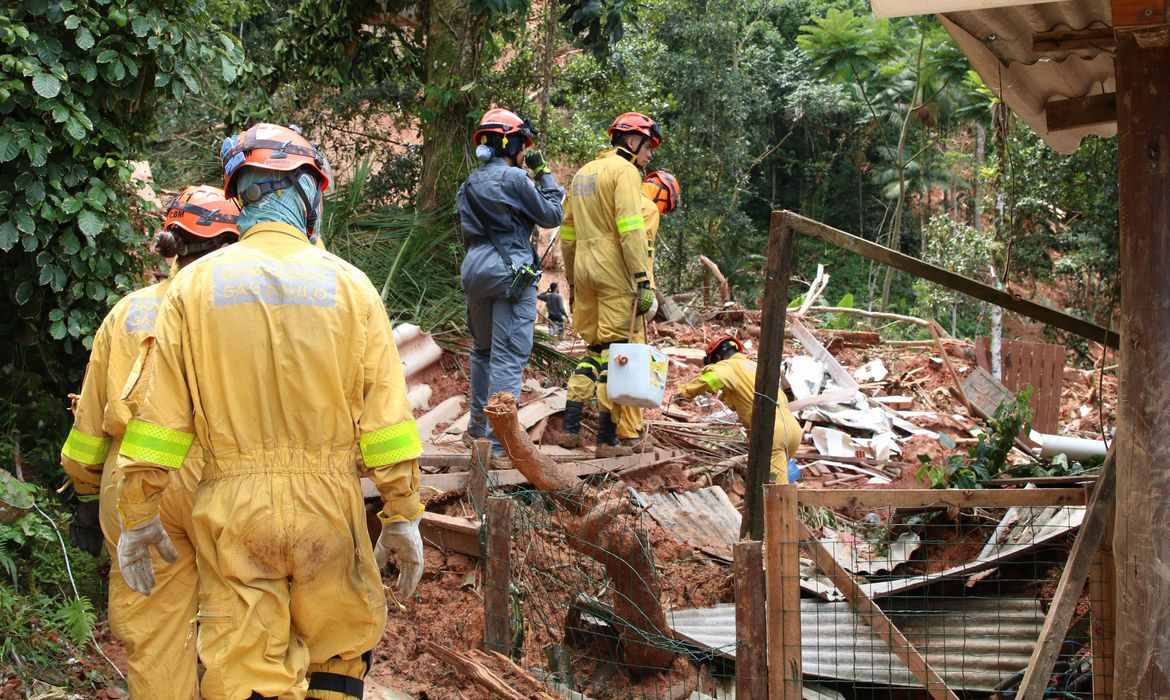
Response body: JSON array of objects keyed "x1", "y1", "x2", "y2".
[{"x1": 627, "y1": 294, "x2": 647, "y2": 341}]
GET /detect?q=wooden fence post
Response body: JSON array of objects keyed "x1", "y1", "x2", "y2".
[
  {"x1": 483, "y1": 496, "x2": 513, "y2": 656},
  {"x1": 735, "y1": 540, "x2": 768, "y2": 699},
  {"x1": 765, "y1": 484, "x2": 802, "y2": 699},
  {"x1": 470, "y1": 438, "x2": 492, "y2": 519}
]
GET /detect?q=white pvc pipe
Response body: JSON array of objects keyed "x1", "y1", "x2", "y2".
[{"x1": 1030, "y1": 430, "x2": 1107, "y2": 460}]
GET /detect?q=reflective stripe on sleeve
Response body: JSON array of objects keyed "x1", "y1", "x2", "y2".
[
  {"x1": 61, "y1": 427, "x2": 112, "y2": 466},
  {"x1": 701, "y1": 371, "x2": 724, "y2": 392},
  {"x1": 120, "y1": 419, "x2": 194, "y2": 470},
  {"x1": 559, "y1": 224, "x2": 576, "y2": 242},
  {"x1": 615, "y1": 215, "x2": 643, "y2": 234},
  {"x1": 360, "y1": 420, "x2": 423, "y2": 468}
]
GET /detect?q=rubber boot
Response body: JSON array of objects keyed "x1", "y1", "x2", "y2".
[
  {"x1": 595, "y1": 412, "x2": 632, "y2": 458},
  {"x1": 557, "y1": 400, "x2": 584, "y2": 449}
]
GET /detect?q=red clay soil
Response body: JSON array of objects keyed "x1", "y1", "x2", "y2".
[{"x1": 369, "y1": 551, "x2": 492, "y2": 699}]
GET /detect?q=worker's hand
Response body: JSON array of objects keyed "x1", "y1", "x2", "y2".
[
  {"x1": 117, "y1": 515, "x2": 178, "y2": 595},
  {"x1": 636, "y1": 285, "x2": 656, "y2": 316},
  {"x1": 524, "y1": 150, "x2": 550, "y2": 176},
  {"x1": 375, "y1": 518, "x2": 424, "y2": 599},
  {"x1": 69, "y1": 499, "x2": 104, "y2": 557}
]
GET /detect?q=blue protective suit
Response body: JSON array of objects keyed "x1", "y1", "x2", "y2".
[{"x1": 457, "y1": 157, "x2": 564, "y2": 447}]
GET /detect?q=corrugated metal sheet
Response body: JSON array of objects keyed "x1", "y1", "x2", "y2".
[
  {"x1": 939, "y1": 7, "x2": 1115, "y2": 154},
  {"x1": 632, "y1": 486, "x2": 742, "y2": 562},
  {"x1": 669, "y1": 597, "x2": 1045, "y2": 692}
]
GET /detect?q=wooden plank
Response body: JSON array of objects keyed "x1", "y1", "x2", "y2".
[
  {"x1": 1113, "y1": 28, "x2": 1170, "y2": 696},
  {"x1": 985, "y1": 474, "x2": 1099, "y2": 486},
  {"x1": 419, "y1": 512, "x2": 480, "y2": 557},
  {"x1": 744, "y1": 212, "x2": 796, "y2": 540},
  {"x1": 1046, "y1": 93, "x2": 1118, "y2": 133},
  {"x1": 783, "y1": 212, "x2": 1120, "y2": 348},
  {"x1": 778, "y1": 485, "x2": 801, "y2": 700},
  {"x1": 764, "y1": 487, "x2": 785, "y2": 700},
  {"x1": 483, "y1": 496, "x2": 514, "y2": 656},
  {"x1": 801, "y1": 519, "x2": 960, "y2": 700},
  {"x1": 1033, "y1": 27, "x2": 1117, "y2": 53},
  {"x1": 413, "y1": 449, "x2": 686, "y2": 494},
  {"x1": 998, "y1": 340, "x2": 1065, "y2": 434},
  {"x1": 797, "y1": 488, "x2": 1087, "y2": 509},
  {"x1": 1017, "y1": 450, "x2": 1116, "y2": 700},
  {"x1": 734, "y1": 541, "x2": 768, "y2": 699}
]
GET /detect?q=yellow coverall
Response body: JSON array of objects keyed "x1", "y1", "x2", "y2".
[
  {"x1": 678, "y1": 353, "x2": 802, "y2": 482},
  {"x1": 60, "y1": 278, "x2": 202, "y2": 700},
  {"x1": 115, "y1": 222, "x2": 422, "y2": 700},
  {"x1": 563, "y1": 172, "x2": 656, "y2": 439}
]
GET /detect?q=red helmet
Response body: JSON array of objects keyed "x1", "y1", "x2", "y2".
[
  {"x1": 473, "y1": 108, "x2": 535, "y2": 149},
  {"x1": 608, "y1": 112, "x2": 662, "y2": 149},
  {"x1": 219, "y1": 123, "x2": 331, "y2": 198},
  {"x1": 163, "y1": 186, "x2": 240, "y2": 239},
  {"x1": 643, "y1": 170, "x2": 681, "y2": 214},
  {"x1": 704, "y1": 335, "x2": 743, "y2": 364}
]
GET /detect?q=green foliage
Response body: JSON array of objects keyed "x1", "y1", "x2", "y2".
[
  {"x1": 0, "y1": 485, "x2": 106, "y2": 688},
  {"x1": 2, "y1": 0, "x2": 246, "y2": 490},
  {"x1": 913, "y1": 214, "x2": 994, "y2": 336},
  {"x1": 918, "y1": 388, "x2": 1033, "y2": 488}
]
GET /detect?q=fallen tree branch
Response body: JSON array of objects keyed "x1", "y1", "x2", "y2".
[
  {"x1": 485, "y1": 392, "x2": 590, "y2": 514},
  {"x1": 423, "y1": 641, "x2": 554, "y2": 700},
  {"x1": 486, "y1": 391, "x2": 675, "y2": 672},
  {"x1": 699, "y1": 255, "x2": 731, "y2": 304}
]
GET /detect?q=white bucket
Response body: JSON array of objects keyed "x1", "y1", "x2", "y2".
[{"x1": 607, "y1": 343, "x2": 668, "y2": 408}]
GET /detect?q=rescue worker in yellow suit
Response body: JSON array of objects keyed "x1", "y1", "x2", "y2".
[
  {"x1": 112, "y1": 124, "x2": 424, "y2": 700},
  {"x1": 676, "y1": 336, "x2": 802, "y2": 482},
  {"x1": 558, "y1": 169, "x2": 681, "y2": 451},
  {"x1": 60, "y1": 186, "x2": 241, "y2": 699},
  {"x1": 559, "y1": 113, "x2": 661, "y2": 457}
]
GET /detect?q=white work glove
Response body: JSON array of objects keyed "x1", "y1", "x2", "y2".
[
  {"x1": 646, "y1": 296, "x2": 659, "y2": 321},
  {"x1": 375, "y1": 518, "x2": 424, "y2": 599},
  {"x1": 117, "y1": 515, "x2": 178, "y2": 595}
]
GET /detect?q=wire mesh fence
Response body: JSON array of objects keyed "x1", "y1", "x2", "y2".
[
  {"x1": 755, "y1": 486, "x2": 1110, "y2": 700},
  {"x1": 476, "y1": 480, "x2": 1110, "y2": 699}
]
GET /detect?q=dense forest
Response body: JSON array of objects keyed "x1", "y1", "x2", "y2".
[{"x1": 1, "y1": 0, "x2": 1118, "y2": 692}]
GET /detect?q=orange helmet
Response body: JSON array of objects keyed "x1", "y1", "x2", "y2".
[
  {"x1": 163, "y1": 186, "x2": 240, "y2": 239},
  {"x1": 704, "y1": 335, "x2": 743, "y2": 364},
  {"x1": 473, "y1": 108, "x2": 535, "y2": 149},
  {"x1": 643, "y1": 170, "x2": 680, "y2": 214},
  {"x1": 608, "y1": 112, "x2": 662, "y2": 149},
  {"x1": 219, "y1": 123, "x2": 331, "y2": 199}
]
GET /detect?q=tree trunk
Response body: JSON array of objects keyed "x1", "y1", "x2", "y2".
[
  {"x1": 417, "y1": 0, "x2": 481, "y2": 212},
  {"x1": 484, "y1": 392, "x2": 675, "y2": 672}
]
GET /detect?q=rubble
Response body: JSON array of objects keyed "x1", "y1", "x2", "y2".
[{"x1": 367, "y1": 271, "x2": 1118, "y2": 697}]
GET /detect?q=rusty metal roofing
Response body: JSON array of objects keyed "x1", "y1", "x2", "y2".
[
  {"x1": 669, "y1": 597, "x2": 1045, "y2": 692},
  {"x1": 938, "y1": 3, "x2": 1115, "y2": 153},
  {"x1": 632, "y1": 486, "x2": 742, "y2": 562}
]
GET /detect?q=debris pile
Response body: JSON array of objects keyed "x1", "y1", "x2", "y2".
[{"x1": 366, "y1": 290, "x2": 1115, "y2": 697}]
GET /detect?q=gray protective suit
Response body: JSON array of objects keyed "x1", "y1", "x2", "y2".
[{"x1": 457, "y1": 157, "x2": 564, "y2": 448}]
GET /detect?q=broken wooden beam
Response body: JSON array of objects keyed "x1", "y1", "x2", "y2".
[
  {"x1": 419, "y1": 512, "x2": 480, "y2": 557},
  {"x1": 412, "y1": 449, "x2": 685, "y2": 494},
  {"x1": 1045, "y1": 93, "x2": 1117, "y2": 133},
  {"x1": 423, "y1": 641, "x2": 556, "y2": 700},
  {"x1": 1016, "y1": 448, "x2": 1116, "y2": 700},
  {"x1": 781, "y1": 211, "x2": 1120, "y2": 348},
  {"x1": 700, "y1": 254, "x2": 732, "y2": 304},
  {"x1": 801, "y1": 519, "x2": 961, "y2": 700},
  {"x1": 788, "y1": 317, "x2": 860, "y2": 393}
]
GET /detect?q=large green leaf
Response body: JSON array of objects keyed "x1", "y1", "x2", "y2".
[
  {"x1": 0, "y1": 222, "x2": 18, "y2": 252},
  {"x1": 32, "y1": 73, "x2": 61, "y2": 98},
  {"x1": 0, "y1": 133, "x2": 19, "y2": 163},
  {"x1": 77, "y1": 209, "x2": 103, "y2": 237}
]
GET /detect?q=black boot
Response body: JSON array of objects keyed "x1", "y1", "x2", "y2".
[
  {"x1": 557, "y1": 400, "x2": 584, "y2": 448},
  {"x1": 595, "y1": 412, "x2": 632, "y2": 457}
]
